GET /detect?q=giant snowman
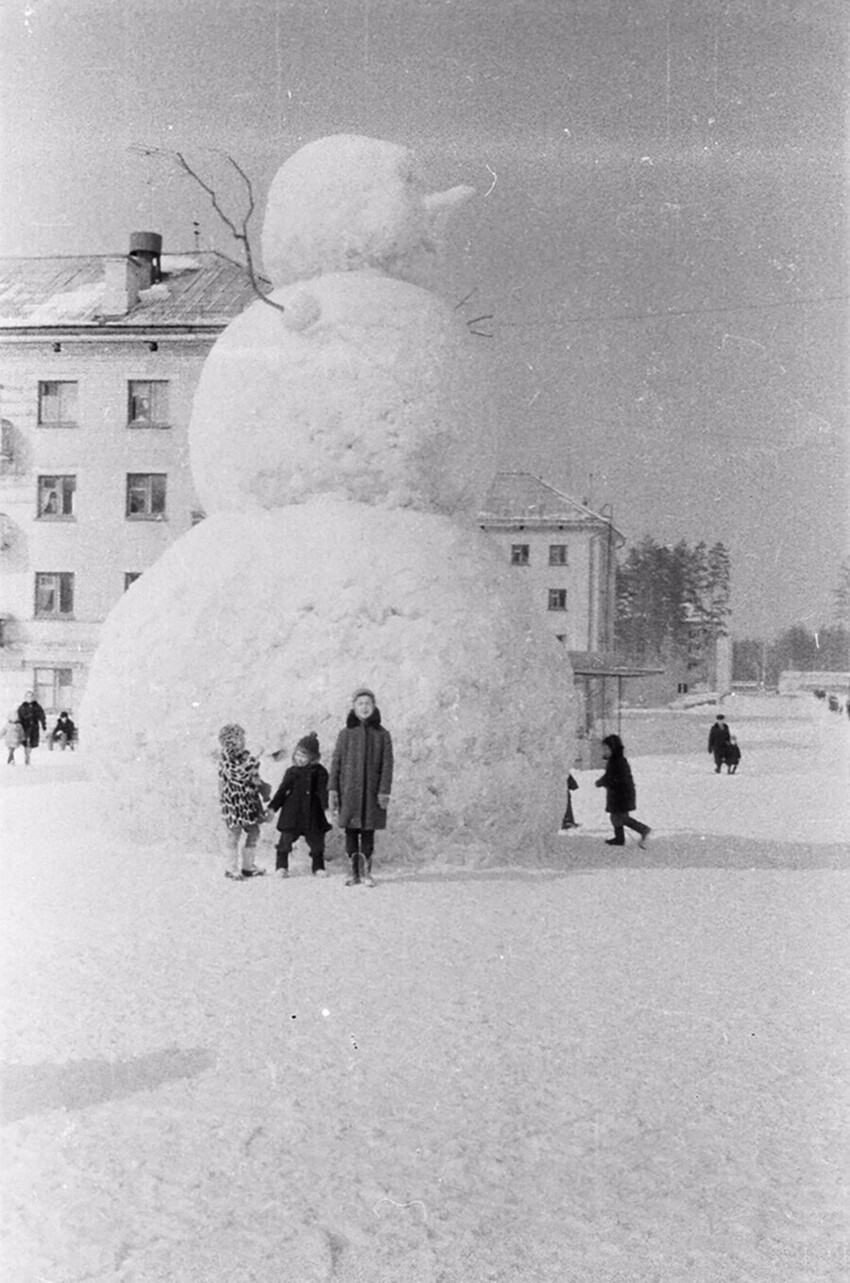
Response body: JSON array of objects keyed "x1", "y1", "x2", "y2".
[{"x1": 83, "y1": 135, "x2": 575, "y2": 864}]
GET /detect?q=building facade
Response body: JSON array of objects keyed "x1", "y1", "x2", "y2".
[
  {"x1": 478, "y1": 472, "x2": 624, "y2": 653},
  {"x1": 0, "y1": 234, "x2": 260, "y2": 717}
]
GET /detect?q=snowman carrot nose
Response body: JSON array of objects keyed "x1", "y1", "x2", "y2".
[{"x1": 423, "y1": 185, "x2": 475, "y2": 213}]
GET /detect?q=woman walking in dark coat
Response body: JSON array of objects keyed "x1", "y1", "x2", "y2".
[
  {"x1": 595, "y1": 734, "x2": 651, "y2": 848},
  {"x1": 329, "y1": 687, "x2": 393, "y2": 887},
  {"x1": 17, "y1": 690, "x2": 46, "y2": 765}
]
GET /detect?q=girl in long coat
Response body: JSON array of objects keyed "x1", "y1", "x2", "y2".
[
  {"x1": 595, "y1": 733, "x2": 651, "y2": 848},
  {"x1": 329, "y1": 688, "x2": 393, "y2": 886}
]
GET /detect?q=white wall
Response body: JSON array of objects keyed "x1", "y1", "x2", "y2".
[{"x1": 0, "y1": 335, "x2": 214, "y2": 713}]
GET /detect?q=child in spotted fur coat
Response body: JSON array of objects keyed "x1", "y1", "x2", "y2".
[{"x1": 217, "y1": 723, "x2": 271, "y2": 880}]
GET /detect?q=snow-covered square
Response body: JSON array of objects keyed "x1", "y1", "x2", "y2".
[{"x1": 1, "y1": 695, "x2": 847, "y2": 1281}]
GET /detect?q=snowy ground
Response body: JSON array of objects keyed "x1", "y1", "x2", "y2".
[{"x1": 1, "y1": 695, "x2": 848, "y2": 1282}]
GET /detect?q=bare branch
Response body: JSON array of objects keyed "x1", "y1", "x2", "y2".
[{"x1": 130, "y1": 144, "x2": 285, "y2": 315}]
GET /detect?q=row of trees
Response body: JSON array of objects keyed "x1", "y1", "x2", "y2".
[
  {"x1": 733, "y1": 558, "x2": 850, "y2": 684},
  {"x1": 614, "y1": 545, "x2": 849, "y2": 685},
  {"x1": 614, "y1": 537, "x2": 731, "y2": 673}
]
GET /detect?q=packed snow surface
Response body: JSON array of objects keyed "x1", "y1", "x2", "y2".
[
  {"x1": 81, "y1": 498, "x2": 574, "y2": 860},
  {"x1": 260, "y1": 134, "x2": 474, "y2": 289},
  {"x1": 2, "y1": 698, "x2": 847, "y2": 1281},
  {"x1": 189, "y1": 273, "x2": 488, "y2": 515}
]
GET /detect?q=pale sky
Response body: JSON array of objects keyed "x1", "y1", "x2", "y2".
[{"x1": 1, "y1": 0, "x2": 846, "y2": 638}]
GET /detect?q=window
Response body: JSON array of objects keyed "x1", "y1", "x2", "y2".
[
  {"x1": 126, "y1": 473, "x2": 166, "y2": 518},
  {"x1": 35, "y1": 572, "x2": 74, "y2": 617},
  {"x1": 511, "y1": 544, "x2": 530, "y2": 566},
  {"x1": 549, "y1": 544, "x2": 568, "y2": 566},
  {"x1": 124, "y1": 572, "x2": 142, "y2": 590},
  {"x1": 548, "y1": 588, "x2": 567, "y2": 611},
  {"x1": 34, "y1": 667, "x2": 73, "y2": 714},
  {"x1": 38, "y1": 381, "x2": 78, "y2": 427},
  {"x1": 37, "y1": 475, "x2": 76, "y2": 518},
  {"x1": 128, "y1": 380, "x2": 170, "y2": 427}
]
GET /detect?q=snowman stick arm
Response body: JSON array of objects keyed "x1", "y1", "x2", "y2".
[{"x1": 166, "y1": 146, "x2": 287, "y2": 318}]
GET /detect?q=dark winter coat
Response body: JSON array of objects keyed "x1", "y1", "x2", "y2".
[
  {"x1": 724, "y1": 741, "x2": 742, "y2": 767},
  {"x1": 329, "y1": 708, "x2": 393, "y2": 831},
  {"x1": 17, "y1": 699, "x2": 46, "y2": 747},
  {"x1": 708, "y1": 721, "x2": 731, "y2": 754},
  {"x1": 595, "y1": 736, "x2": 636, "y2": 814},
  {"x1": 269, "y1": 762, "x2": 331, "y2": 836},
  {"x1": 51, "y1": 714, "x2": 76, "y2": 743}
]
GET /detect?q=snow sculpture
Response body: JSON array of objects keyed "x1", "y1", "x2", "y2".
[{"x1": 83, "y1": 135, "x2": 575, "y2": 863}]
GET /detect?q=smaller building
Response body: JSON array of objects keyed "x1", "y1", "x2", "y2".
[{"x1": 477, "y1": 471, "x2": 624, "y2": 652}]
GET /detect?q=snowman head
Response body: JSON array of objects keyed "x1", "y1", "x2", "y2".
[{"x1": 261, "y1": 134, "x2": 474, "y2": 288}]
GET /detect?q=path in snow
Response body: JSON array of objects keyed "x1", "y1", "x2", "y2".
[{"x1": 1, "y1": 697, "x2": 848, "y2": 1281}]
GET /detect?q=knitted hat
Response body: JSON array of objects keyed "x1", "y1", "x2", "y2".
[
  {"x1": 351, "y1": 686, "x2": 376, "y2": 703},
  {"x1": 296, "y1": 731, "x2": 320, "y2": 760},
  {"x1": 218, "y1": 723, "x2": 245, "y2": 750}
]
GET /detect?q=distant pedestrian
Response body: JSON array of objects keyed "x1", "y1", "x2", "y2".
[
  {"x1": 217, "y1": 723, "x2": 271, "y2": 880},
  {"x1": 559, "y1": 772, "x2": 580, "y2": 832},
  {"x1": 595, "y1": 734, "x2": 651, "y2": 848},
  {"x1": 268, "y1": 732, "x2": 332, "y2": 878},
  {"x1": 49, "y1": 711, "x2": 76, "y2": 751},
  {"x1": 329, "y1": 687, "x2": 393, "y2": 887},
  {"x1": 724, "y1": 736, "x2": 741, "y2": 774},
  {"x1": 708, "y1": 713, "x2": 732, "y2": 773},
  {"x1": 2, "y1": 712, "x2": 24, "y2": 765},
  {"x1": 16, "y1": 691, "x2": 46, "y2": 765}
]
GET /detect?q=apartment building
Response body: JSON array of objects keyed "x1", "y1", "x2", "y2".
[
  {"x1": 0, "y1": 233, "x2": 260, "y2": 716},
  {"x1": 477, "y1": 471, "x2": 624, "y2": 652}
]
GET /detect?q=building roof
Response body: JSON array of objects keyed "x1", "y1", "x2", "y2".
[
  {"x1": 0, "y1": 251, "x2": 266, "y2": 330},
  {"x1": 478, "y1": 471, "x2": 624, "y2": 541}
]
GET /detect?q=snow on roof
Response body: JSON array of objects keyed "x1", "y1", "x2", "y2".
[
  {"x1": 478, "y1": 471, "x2": 624, "y2": 537},
  {"x1": 160, "y1": 255, "x2": 201, "y2": 274},
  {"x1": 0, "y1": 252, "x2": 266, "y2": 328},
  {"x1": 24, "y1": 282, "x2": 105, "y2": 325}
]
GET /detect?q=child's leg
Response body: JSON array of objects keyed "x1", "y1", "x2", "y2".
[
  {"x1": 276, "y1": 830, "x2": 295, "y2": 871},
  {"x1": 224, "y1": 824, "x2": 242, "y2": 875},
  {"x1": 241, "y1": 824, "x2": 261, "y2": 872},
  {"x1": 606, "y1": 813, "x2": 626, "y2": 845},
  {"x1": 345, "y1": 828, "x2": 362, "y2": 883},
  {"x1": 306, "y1": 831, "x2": 326, "y2": 873},
  {"x1": 621, "y1": 814, "x2": 650, "y2": 839},
  {"x1": 6, "y1": 748, "x2": 14, "y2": 765}
]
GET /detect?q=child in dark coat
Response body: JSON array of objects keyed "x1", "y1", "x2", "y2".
[
  {"x1": 595, "y1": 734, "x2": 651, "y2": 848},
  {"x1": 268, "y1": 732, "x2": 331, "y2": 877},
  {"x1": 329, "y1": 687, "x2": 393, "y2": 887},
  {"x1": 724, "y1": 736, "x2": 741, "y2": 774}
]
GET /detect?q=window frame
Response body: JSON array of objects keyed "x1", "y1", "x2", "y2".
[
  {"x1": 33, "y1": 666, "x2": 74, "y2": 715},
  {"x1": 37, "y1": 474, "x2": 76, "y2": 519},
  {"x1": 547, "y1": 588, "x2": 567, "y2": 611},
  {"x1": 510, "y1": 543, "x2": 530, "y2": 566},
  {"x1": 127, "y1": 380, "x2": 171, "y2": 429},
  {"x1": 37, "y1": 380, "x2": 79, "y2": 428},
  {"x1": 548, "y1": 544, "x2": 568, "y2": 566},
  {"x1": 34, "y1": 571, "x2": 75, "y2": 618},
  {"x1": 125, "y1": 473, "x2": 167, "y2": 520}
]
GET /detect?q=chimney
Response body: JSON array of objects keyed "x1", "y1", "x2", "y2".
[
  {"x1": 100, "y1": 232, "x2": 163, "y2": 318},
  {"x1": 129, "y1": 231, "x2": 162, "y2": 287},
  {"x1": 101, "y1": 257, "x2": 138, "y2": 318}
]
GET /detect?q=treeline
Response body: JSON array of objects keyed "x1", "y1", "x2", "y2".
[
  {"x1": 733, "y1": 557, "x2": 850, "y2": 683},
  {"x1": 733, "y1": 627, "x2": 850, "y2": 685},
  {"x1": 614, "y1": 537, "x2": 731, "y2": 670}
]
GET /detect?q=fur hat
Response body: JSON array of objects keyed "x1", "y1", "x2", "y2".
[
  {"x1": 296, "y1": 731, "x2": 320, "y2": 760},
  {"x1": 351, "y1": 687, "x2": 376, "y2": 703}
]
